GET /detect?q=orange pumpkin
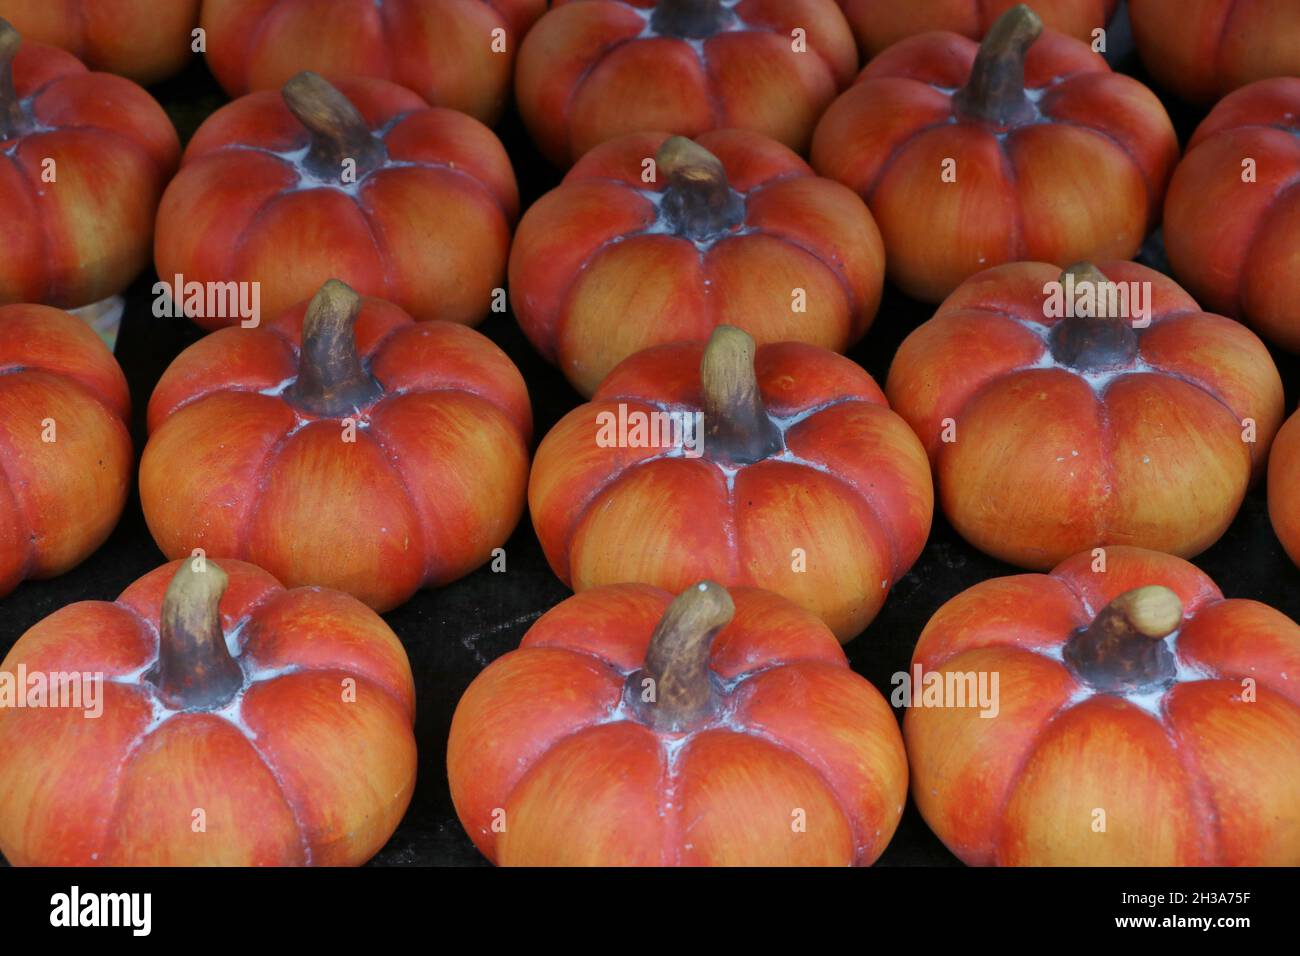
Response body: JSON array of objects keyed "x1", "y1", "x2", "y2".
[
  {"x1": 1270, "y1": 409, "x2": 1300, "y2": 569},
  {"x1": 448, "y1": 581, "x2": 907, "y2": 865},
  {"x1": 906, "y1": 546, "x2": 1300, "y2": 865},
  {"x1": 0, "y1": 303, "x2": 132, "y2": 598},
  {"x1": 140, "y1": 280, "x2": 531, "y2": 612},
  {"x1": 885, "y1": 260, "x2": 1284, "y2": 570},
  {"x1": 0, "y1": 558, "x2": 417, "y2": 865},
  {"x1": 200, "y1": 0, "x2": 547, "y2": 124},
  {"x1": 1164, "y1": 78, "x2": 1300, "y2": 353},
  {"x1": 510, "y1": 129, "x2": 885, "y2": 396},
  {"x1": 810, "y1": 4, "x2": 1178, "y2": 302},
  {"x1": 529, "y1": 325, "x2": 933, "y2": 642},
  {"x1": 515, "y1": 0, "x2": 858, "y2": 166}
]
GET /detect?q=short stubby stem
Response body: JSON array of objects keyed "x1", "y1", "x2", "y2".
[
  {"x1": 625, "y1": 581, "x2": 735, "y2": 732},
  {"x1": 650, "y1": 0, "x2": 733, "y2": 39},
  {"x1": 952, "y1": 4, "x2": 1043, "y2": 128},
  {"x1": 656, "y1": 136, "x2": 745, "y2": 243},
  {"x1": 281, "y1": 72, "x2": 386, "y2": 182},
  {"x1": 1064, "y1": 585, "x2": 1182, "y2": 694},
  {"x1": 1047, "y1": 262, "x2": 1140, "y2": 372},
  {"x1": 151, "y1": 561, "x2": 245, "y2": 711},
  {"x1": 700, "y1": 325, "x2": 783, "y2": 467},
  {"x1": 285, "y1": 279, "x2": 384, "y2": 417},
  {"x1": 0, "y1": 19, "x2": 32, "y2": 140}
]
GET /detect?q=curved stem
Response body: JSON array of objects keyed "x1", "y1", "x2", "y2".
[
  {"x1": 650, "y1": 0, "x2": 731, "y2": 39},
  {"x1": 1063, "y1": 585, "x2": 1181, "y2": 694},
  {"x1": 281, "y1": 72, "x2": 385, "y2": 181},
  {"x1": 657, "y1": 136, "x2": 745, "y2": 243},
  {"x1": 700, "y1": 326, "x2": 782, "y2": 466},
  {"x1": 285, "y1": 279, "x2": 383, "y2": 417},
  {"x1": 1047, "y1": 262, "x2": 1140, "y2": 371},
  {"x1": 152, "y1": 561, "x2": 245, "y2": 711},
  {"x1": 627, "y1": 581, "x2": 735, "y2": 732},
  {"x1": 0, "y1": 19, "x2": 31, "y2": 140},
  {"x1": 952, "y1": 4, "x2": 1043, "y2": 127}
]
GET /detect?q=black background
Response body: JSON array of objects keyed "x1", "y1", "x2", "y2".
[{"x1": 1, "y1": 2, "x2": 1297, "y2": 868}]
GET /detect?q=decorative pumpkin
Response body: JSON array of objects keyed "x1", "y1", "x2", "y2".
[
  {"x1": 0, "y1": 558, "x2": 417, "y2": 866},
  {"x1": 515, "y1": 0, "x2": 858, "y2": 167},
  {"x1": 886, "y1": 260, "x2": 1284, "y2": 570},
  {"x1": 200, "y1": 0, "x2": 547, "y2": 125},
  {"x1": 0, "y1": 19, "x2": 180, "y2": 309},
  {"x1": 448, "y1": 580, "x2": 907, "y2": 865},
  {"x1": 836, "y1": 0, "x2": 1116, "y2": 58},
  {"x1": 906, "y1": 546, "x2": 1300, "y2": 865},
  {"x1": 0, "y1": 0, "x2": 198, "y2": 84},
  {"x1": 0, "y1": 303, "x2": 132, "y2": 598},
  {"x1": 1164, "y1": 78, "x2": 1300, "y2": 353},
  {"x1": 530, "y1": 325, "x2": 932, "y2": 642},
  {"x1": 1270, "y1": 409, "x2": 1300, "y2": 569},
  {"x1": 810, "y1": 4, "x2": 1179, "y2": 303},
  {"x1": 140, "y1": 280, "x2": 531, "y2": 613},
  {"x1": 510, "y1": 129, "x2": 886, "y2": 396},
  {"x1": 1129, "y1": 0, "x2": 1300, "y2": 105},
  {"x1": 154, "y1": 72, "x2": 517, "y2": 332}
]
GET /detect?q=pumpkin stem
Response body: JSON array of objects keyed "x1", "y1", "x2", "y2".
[
  {"x1": 628, "y1": 581, "x2": 735, "y2": 732},
  {"x1": 651, "y1": 0, "x2": 732, "y2": 39},
  {"x1": 152, "y1": 561, "x2": 245, "y2": 711},
  {"x1": 1063, "y1": 585, "x2": 1181, "y2": 694},
  {"x1": 952, "y1": 4, "x2": 1043, "y2": 127},
  {"x1": 0, "y1": 19, "x2": 31, "y2": 140},
  {"x1": 286, "y1": 279, "x2": 383, "y2": 417},
  {"x1": 700, "y1": 326, "x2": 782, "y2": 466},
  {"x1": 657, "y1": 136, "x2": 745, "y2": 243},
  {"x1": 1047, "y1": 262, "x2": 1140, "y2": 371},
  {"x1": 281, "y1": 72, "x2": 386, "y2": 181}
]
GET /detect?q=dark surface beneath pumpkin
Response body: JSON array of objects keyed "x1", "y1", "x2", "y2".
[{"x1": 2, "y1": 7, "x2": 1298, "y2": 867}]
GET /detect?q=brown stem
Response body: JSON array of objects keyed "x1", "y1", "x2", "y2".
[
  {"x1": 152, "y1": 561, "x2": 245, "y2": 710},
  {"x1": 657, "y1": 136, "x2": 745, "y2": 242},
  {"x1": 281, "y1": 72, "x2": 385, "y2": 181},
  {"x1": 1063, "y1": 585, "x2": 1181, "y2": 694},
  {"x1": 952, "y1": 4, "x2": 1043, "y2": 127},
  {"x1": 285, "y1": 280, "x2": 383, "y2": 417},
  {"x1": 701, "y1": 326, "x2": 782, "y2": 466},
  {"x1": 0, "y1": 19, "x2": 31, "y2": 140},
  {"x1": 650, "y1": 0, "x2": 731, "y2": 38},
  {"x1": 1047, "y1": 262, "x2": 1140, "y2": 371},
  {"x1": 627, "y1": 581, "x2": 735, "y2": 732}
]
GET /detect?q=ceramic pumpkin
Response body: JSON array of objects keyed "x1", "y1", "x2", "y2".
[
  {"x1": 448, "y1": 580, "x2": 907, "y2": 865},
  {"x1": 515, "y1": 0, "x2": 858, "y2": 167},
  {"x1": 1129, "y1": 0, "x2": 1300, "y2": 105},
  {"x1": 510, "y1": 129, "x2": 886, "y2": 396},
  {"x1": 0, "y1": 304, "x2": 132, "y2": 598},
  {"x1": 140, "y1": 280, "x2": 531, "y2": 613},
  {"x1": 0, "y1": 19, "x2": 180, "y2": 309},
  {"x1": 810, "y1": 4, "x2": 1178, "y2": 303},
  {"x1": 886, "y1": 260, "x2": 1284, "y2": 570},
  {"x1": 200, "y1": 0, "x2": 547, "y2": 125},
  {"x1": 906, "y1": 546, "x2": 1300, "y2": 865},
  {"x1": 1270, "y1": 409, "x2": 1300, "y2": 569},
  {"x1": 1164, "y1": 78, "x2": 1300, "y2": 353},
  {"x1": 529, "y1": 325, "x2": 932, "y2": 642},
  {"x1": 154, "y1": 72, "x2": 517, "y2": 332},
  {"x1": 0, "y1": 0, "x2": 198, "y2": 84},
  {"x1": 0, "y1": 558, "x2": 417, "y2": 866},
  {"x1": 836, "y1": 0, "x2": 1116, "y2": 58}
]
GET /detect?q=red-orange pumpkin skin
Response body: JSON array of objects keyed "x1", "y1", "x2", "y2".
[
  {"x1": 200, "y1": 0, "x2": 546, "y2": 124},
  {"x1": 886, "y1": 261, "x2": 1283, "y2": 570},
  {"x1": 1129, "y1": 0, "x2": 1300, "y2": 105},
  {"x1": 0, "y1": 559, "x2": 417, "y2": 866},
  {"x1": 510, "y1": 128, "x2": 886, "y2": 396},
  {"x1": 515, "y1": 0, "x2": 858, "y2": 167},
  {"x1": 836, "y1": 0, "x2": 1117, "y2": 57},
  {"x1": 153, "y1": 75, "x2": 518, "y2": 331},
  {"x1": 905, "y1": 547, "x2": 1300, "y2": 866},
  {"x1": 140, "y1": 285, "x2": 531, "y2": 613},
  {"x1": 810, "y1": 13, "x2": 1178, "y2": 303},
  {"x1": 1270, "y1": 410, "x2": 1300, "y2": 569},
  {"x1": 1164, "y1": 79, "x2": 1300, "y2": 353},
  {"x1": 0, "y1": 304, "x2": 132, "y2": 597},
  {"x1": 529, "y1": 332, "x2": 933, "y2": 642},
  {"x1": 0, "y1": 0, "x2": 199, "y2": 83},
  {"x1": 448, "y1": 583, "x2": 908, "y2": 866},
  {"x1": 0, "y1": 28, "x2": 180, "y2": 308}
]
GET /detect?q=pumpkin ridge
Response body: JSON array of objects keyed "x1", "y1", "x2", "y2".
[
  {"x1": 1028, "y1": 104, "x2": 1158, "y2": 218},
  {"x1": 358, "y1": 415, "x2": 435, "y2": 586},
  {"x1": 1154, "y1": 683, "x2": 1228, "y2": 864},
  {"x1": 1234, "y1": 173, "x2": 1300, "y2": 316}
]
